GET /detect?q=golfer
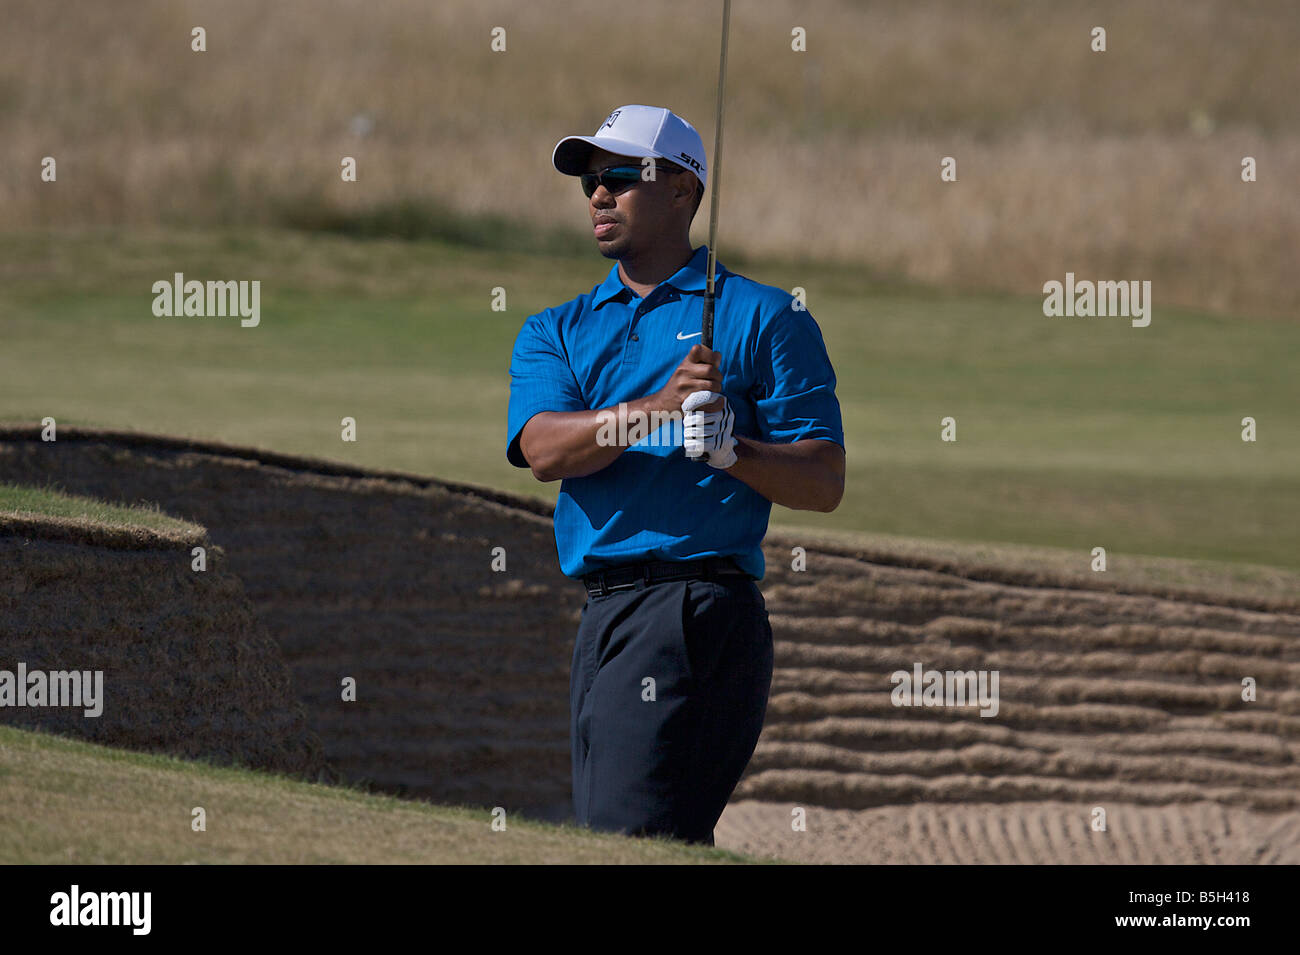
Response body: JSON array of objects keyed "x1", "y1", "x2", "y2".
[{"x1": 507, "y1": 105, "x2": 845, "y2": 845}]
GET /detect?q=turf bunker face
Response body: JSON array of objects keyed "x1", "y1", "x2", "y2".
[
  {"x1": 0, "y1": 429, "x2": 582, "y2": 820},
  {"x1": 0, "y1": 516, "x2": 323, "y2": 777}
]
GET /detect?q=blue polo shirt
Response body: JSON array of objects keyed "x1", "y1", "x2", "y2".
[{"x1": 507, "y1": 244, "x2": 843, "y2": 581}]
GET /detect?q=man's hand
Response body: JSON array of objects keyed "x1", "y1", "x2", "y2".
[
  {"x1": 648, "y1": 344, "x2": 722, "y2": 415},
  {"x1": 682, "y1": 391, "x2": 737, "y2": 468},
  {"x1": 655, "y1": 344, "x2": 731, "y2": 465}
]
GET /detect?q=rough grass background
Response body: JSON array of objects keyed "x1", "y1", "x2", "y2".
[{"x1": 1, "y1": 0, "x2": 1297, "y2": 315}]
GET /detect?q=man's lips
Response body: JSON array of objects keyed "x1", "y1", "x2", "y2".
[{"x1": 593, "y1": 216, "x2": 619, "y2": 238}]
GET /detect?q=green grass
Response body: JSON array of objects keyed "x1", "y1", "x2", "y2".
[
  {"x1": 0, "y1": 725, "x2": 765, "y2": 863},
  {"x1": 1, "y1": 227, "x2": 1296, "y2": 568},
  {"x1": 0, "y1": 481, "x2": 203, "y2": 538}
]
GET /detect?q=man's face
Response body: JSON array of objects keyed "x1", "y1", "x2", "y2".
[{"x1": 584, "y1": 147, "x2": 696, "y2": 259}]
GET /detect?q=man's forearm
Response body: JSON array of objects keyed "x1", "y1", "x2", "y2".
[
  {"x1": 723, "y1": 437, "x2": 845, "y2": 512},
  {"x1": 520, "y1": 396, "x2": 665, "y2": 482}
]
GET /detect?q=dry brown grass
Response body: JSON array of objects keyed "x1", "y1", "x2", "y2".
[{"x1": 1, "y1": 0, "x2": 1297, "y2": 314}]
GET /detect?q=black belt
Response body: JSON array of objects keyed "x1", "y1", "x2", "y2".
[{"x1": 583, "y1": 557, "x2": 750, "y2": 597}]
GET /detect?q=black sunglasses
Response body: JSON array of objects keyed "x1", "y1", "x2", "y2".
[{"x1": 580, "y1": 163, "x2": 683, "y2": 198}]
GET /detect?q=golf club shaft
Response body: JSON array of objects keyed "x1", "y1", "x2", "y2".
[{"x1": 701, "y1": 0, "x2": 731, "y2": 350}]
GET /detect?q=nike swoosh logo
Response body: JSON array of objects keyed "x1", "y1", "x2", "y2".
[{"x1": 676, "y1": 331, "x2": 702, "y2": 340}]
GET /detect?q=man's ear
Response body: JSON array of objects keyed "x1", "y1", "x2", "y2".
[{"x1": 674, "y1": 172, "x2": 697, "y2": 208}]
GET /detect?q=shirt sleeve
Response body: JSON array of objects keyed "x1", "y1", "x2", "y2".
[
  {"x1": 506, "y1": 310, "x2": 587, "y2": 468},
  {"x1": 752, "y1": 301, "x2": 845, "y2": 447}
]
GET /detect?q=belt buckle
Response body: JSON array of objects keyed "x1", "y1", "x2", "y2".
[{"x1": 607, "y1": 575, "x2": 639, "y2": 593}]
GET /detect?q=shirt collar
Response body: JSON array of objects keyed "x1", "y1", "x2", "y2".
[
  {"x1": 592, "y1": 264, "x2": 633, "y2": 308},
  {"x1": 592, "y1": 245, "x2": 720, "y2": 308}
]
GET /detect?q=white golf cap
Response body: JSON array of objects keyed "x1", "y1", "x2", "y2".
[{"x1": 552, "y1": 105, "x2": 707, "y2": 187}]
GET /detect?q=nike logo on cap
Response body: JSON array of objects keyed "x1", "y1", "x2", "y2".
[{"x1": 676, "y1": 331, "x2": 702, "y2": 340}]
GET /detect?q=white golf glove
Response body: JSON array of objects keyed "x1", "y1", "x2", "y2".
[{"x1": 682, "y1": 390, "x2": 737, "y2": 469}]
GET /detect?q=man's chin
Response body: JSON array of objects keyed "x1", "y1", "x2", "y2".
[{"x1": 595, "y1": 237, "x2": 630, "y2": 260}]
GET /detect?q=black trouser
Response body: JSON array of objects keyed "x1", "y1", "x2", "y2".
[{"x1": 570, "y1": 570, "x2": 774, "y2": 845}]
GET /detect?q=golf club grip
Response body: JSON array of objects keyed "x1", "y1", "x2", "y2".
[{"x1": 701, "y1": 0, "x2": 729, "y2": 355}]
